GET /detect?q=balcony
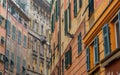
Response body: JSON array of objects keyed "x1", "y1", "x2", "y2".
[
  {"x1": 41, "y1": 36, "x2": 47, "y2": 44},
  {"x1": 32, "y1": 50, "x2": 38, "y2": 57}
]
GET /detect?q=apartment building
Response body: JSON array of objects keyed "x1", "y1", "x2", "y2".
[
  {"x1": 0, "y1": 0, "x2": 29, "y2": 75},
  {"x1": 50, "y1": 0, "x2": 120, "y2": 75},
  {"x1": 27, "y1": 0, "x2": 51, "y2": 75}
]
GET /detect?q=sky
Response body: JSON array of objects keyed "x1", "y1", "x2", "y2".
[{"x1": 47, "y1": 0, "x2": 51, "y2": 3}]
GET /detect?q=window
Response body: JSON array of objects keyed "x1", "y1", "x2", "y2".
[
  {"x1": 102, "y1": 24, "x2": 111, "y2": 56},
  {"x1": 3, "y1": 0, "x2": 6, "y2": 8},
  {"x1": 115, "y1": 11, "x2": 120, "y2": 48},
  {"x1": 65, "y1": 47, "x2": 72, "y2": 69},
  {"x1": 22, "y1": 60, "x2": 26, "y2": 75},
  {"x1": 23, "y1": 35, "x2": 27, "y2": 48},
  {"x1": 86, "y1": 47, "x2": 90, "y2": 71},
  {"x1": 88, "y1": 0, "x2": 94, "y2": 17},
  {"x1": 0, "y1": 72, "x2": 2, "y2": 75},
  {"x1": 5, "y1": 50, "x2": 9, "y2": 70},
  {"x1": 94, "y1": 36, "x2": 99, "y2": 65},
  {"x1": 12, "y1": 25, "x2": 16, "y2": 40},
  {"x1": 56, "y1": 1, "x2": 59, "y2": 21},
  {"x1": 69, "y1": 3, "x2": 71, "y2": 29},
  {"x1": 11, "y1": 7, "x2": 15, "y2": 15},
  {"x1": 74, "y1": 0, "x2": 77, "y2": 17},
  {"x1": 16, "y1": 56, "x2": 21, "y2": 75},
  {"x1": 41, "y1": 25, "x2": 43, "y2": 35},
  {"x1": 18, "y1": 31, "x2": 21, "y2": 44},
  {"x1": 6, "y1": 19, "x2": 11, "y2": 36},
  {"x1": 78, "y1": 33, "x2": 82, "y2": 55},
  {"x1": 62, "y1": 59, "x2": 64, "y2": 74},
  {"x1": 10, "y1": 53, "x2": 14, "y2": 72},
  {"x1": 79, "y1": 0, "x2": 82, "y2": 8},
  {"x1": 1, "y1": 36, "x2": 5, "y2": 45},
  {"x1": 0, "y1": 16, "x2": 3, "y2": 25},
  {"x1": 64, "y1": 9, "x2": 68, "y2": 35}
]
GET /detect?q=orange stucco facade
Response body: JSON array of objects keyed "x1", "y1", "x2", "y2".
[{"x1": 51, "y1": 0, "x2": 120, "y2": 75}]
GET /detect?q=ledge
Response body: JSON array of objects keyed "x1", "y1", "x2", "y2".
[{"x1": 101, "y1": 48, "x2": 120, "y2": 67}]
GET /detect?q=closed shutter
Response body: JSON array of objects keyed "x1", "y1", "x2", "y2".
[
  {"x1": 64, "y1": 10, "x2": 68, "y2": 35},
  {"x1": 11, "y1": 7, "x2": 15, "y2": 15},
  {"x1": 51, "y1": 14, "x2": 54, "y2": 33},
  {"x1": 56, "y1": 1, "x2": 59, "y2": 21},
  {"x1": 5, "y1": 50, "x2": 9, "y2": 70},
  {"x1": 17, "y1": 56, "x2": 21, "y2": 74},
  {"x1": 88, "y1": 0, "x2": 94, "y2": 17},
  {"x1": 86, "y1": 47, "x2": 90, "y2": 71},
  {"x1": 3, "y1": 0, "x2": 6, "y2": 8},
  {"x1": 18, "y1": 31, "x2": 21, "y2": 44},
  {"x1": 74, "y1": 0, "x2": 77, "y2": 17},
  {"x1": 65, "y1": 51, "x2": 68, "y2": 69},
  {"x1": 12, "y1": 26, "x2": 16, "y2": 40},
  {"x1": 79, "y1": 0, "x2": 82, "y2": 8},
  {"x1": 24, "y1": 35, "x2": 27, "y2": 48},
  {"x1": 78, "y1": 33, "x2": 82, "y2": 54},
  {"x1": 6, "y1": 20, "x2": 11, "y2": 36},
  {"x1": 10, "y1": 53, "x2": 14, "y2": 72},
  {"x1": 69, "y1": 3, "x2": 71, "y2": 29},
  {"x1": 0, "y1": 72, "x2": 2, "y2": 75},
  {"x1": 102, "y1": 24, "x2": 110, "y2": 56},
  {"x1": 94, "y1": 36, "x2": 99, "y2": 65}
]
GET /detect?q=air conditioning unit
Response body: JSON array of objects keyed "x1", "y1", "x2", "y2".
[{"x1": 0, "y1": 53, "x2": 4, "y2": 62}]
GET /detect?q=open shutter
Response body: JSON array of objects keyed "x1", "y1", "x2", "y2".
[
  {"x1": 51, "y1": 14, "x2": 54, "y2": 33},
  {"x1": 88, "y1": 0, "x2": 94, "y2": 17},
  {"x1": 69, "y1": 47, "x2": 72, "y2": 65},
  {"x1": 86, "y1": 47, "x2": 90, "y2": 71},
  {"x1": 94, "y1": 36, "x2": 99, "y2": 65},
  {"x1": 79, "y1": 0, "x2": 82, "y2": 8},
  {"x1": 102, "y1": 24, "x2": 110, "y2": 56},
  {"x1": 5, "y1": 50, "x2": 9, "y2": 70},
  {"x1": 64, "y1": 10, "x2": 68, "y2": 35}
]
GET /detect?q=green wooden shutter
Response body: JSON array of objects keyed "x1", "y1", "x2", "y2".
[
  {"x1": 62, "y1": 59, "x2": 64, "y2": 74},
  {"x1": 12, "y1": 26, "x2": 16, "y2": 40},
  {"x1": 102, "y1": 24, "x2": 110, "y2": 56},
  {"x1": 0, "y1": 72, "x2": 2, "y2": 75},
  {"x1": 79, "y1": 0, "x2": 82, "y2": 8},
  {"x1": 51, "y1": 14, "x2": 54, "y2": 33},
  {"x1": 11, "y1": 7, "x2": 15, "y2": 15},
  {"x1": 6, "y1": 19, "x2": 11, "y2": 36},
  {"x1": 69, "y1": 3, "x2": 71, "y2": 29},
  {"x1": 118, "y1": 10, "x2": 120, "y2": 25},
  {"x1": 22, "y1": 60, "x2": 26, "y2": 75},
  {"x1": 94, "y1": 36, "x2": 99, "y2": 65},
  {"x1": 86, "y1": 47, "x2": 90, "y2": 71},
  {"x1": 69, "y1": 47, "x2": 72, "y2": 65},
  {"x1": 88, "y1": 0, "x2": 94, "y2": 17},
  {"x1": 74, "y1": 0, "x2": 77, "y2": 17},
  {"x1": 5, "y1": 50, "x2": 9, "y2": 70},
  {"x1": 64, "y1": 10, "x2": 68, "y2": 35},
  {"x1": 18, "y1": 31, "x2": 21, "y2": 44},
  {"x1": 78, "y1": 33, "x2": 82, "y2": 54},
  {"x1": 3, "y1": 0, "x2": 6, "y2": 8},
  {"x1": 17, "y1": 56, "x2": 21, "y2": 74},
  {"x1": 10, "y1": 53, "x2": 14, "y2": 72},
  {"x1": 24, "y1": 35, "x2": 27, "y2": 47},
  {"x1": 65, "y1": 51, "x2": 68, "y2": 69}
]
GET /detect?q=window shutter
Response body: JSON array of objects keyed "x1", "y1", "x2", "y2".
[
  {"x1": 78, "y1": 33, "x2": 82, "y2": 54},
  {"x1": 74, "y1": 0, "x2": 77, "y2": 17},
  {"x1": 17, "y1": 56, "x2": 21, "y2": 74},
  {"x1": 79, "y1": 0, "x2": 82, "y2": 8},
  {"x1": 118, "y1": 10, "x2": 120, "y2": 24},
  {"x1": 65, "y1": 51, "x2": 68, "y2": 69},
  {"x1": 56, "y1": 1, "x2": 58, "y2": 21},
  {"x1": 11, "y1": 7, "x2": 15, "y2": 15},
  {"x1": 94, "y1": 36, "x2": 99, "y2": 65},
  {"x1": 3, "y1": 0, "x2": 6, "y2": 8},
  {"x1": 5, "y1": 50, "x2": 9, "y2": 70},
  {"x1": 102, "y1": 24, "x2": 110, "y2": 56},
  {"x1": 10, "y1": 53, "x2": 14, "y2": 72},
  {"x1": 69, "y1": 47, "x2": 72, "y2": 65},
  {"x1": 0, "y1": 72, "x2": 2, "y2": 75},
  {"x1": 24, "y1": 35, "x2": 27, "y2": 47},
  {"x1": 18, "y1": 31, "x2": 21, "y2": 44},
  {"x1": 6, "y1": 19, "x2": 11, "y2": 36},
  {"x1": 69, "y1": 3, "x2": 71, "y2": 29},
  {"x1": 88, "y1": 0, "x2": 94, "y2": 17},
  {"x1": 12, "y1": 26, "x2": 16, "y2": 40},
  {"x1": 64, "y1": 10, "x2": 68, "y2": 35},
  {"x1": 86, "y1": 47, "x2": 90, "y2": 71},
  {"x1": 51, "y1": 14, "x2": 54, "y2": 33}
]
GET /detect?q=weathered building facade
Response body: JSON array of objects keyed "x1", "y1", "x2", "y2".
[
  {"x1": 0, "y1": 0, "x2": 29, "y2": 75},
  {"x1": 50, "y1": 0, "x2": 120, "y2": 75},
  {"x1": 27, "y1": 0, "x2": 51, "y2": 75}
]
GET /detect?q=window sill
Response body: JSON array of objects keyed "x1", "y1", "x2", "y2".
[
  {"x1": 76, "y1": 51, "x2": 82, "y2": 58},
  {"x1": 88, "y1": 64, "x2": 100, "y2": 74}
]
